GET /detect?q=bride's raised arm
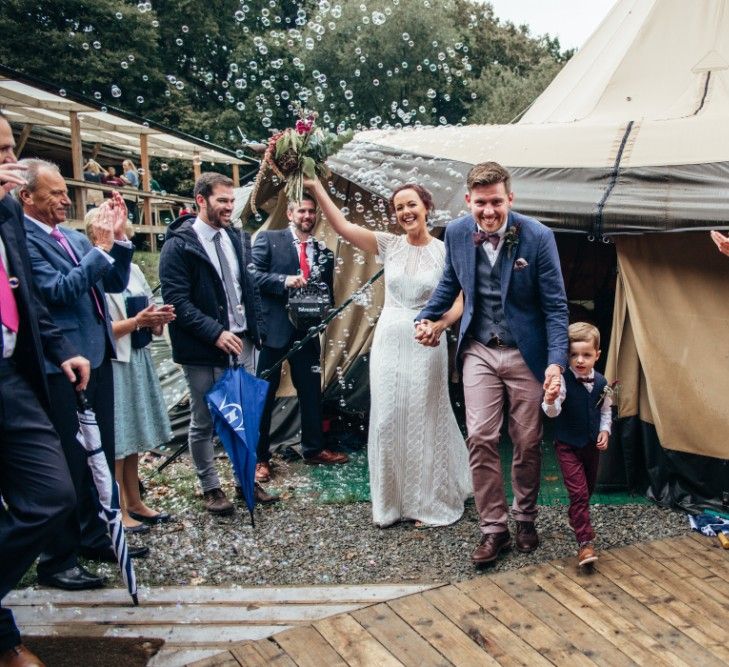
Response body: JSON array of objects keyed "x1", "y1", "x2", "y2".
[{"x1": 305, "y1": 177, "x2": 379, "y2": 255}]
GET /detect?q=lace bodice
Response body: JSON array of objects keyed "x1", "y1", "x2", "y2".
[{"x1": 375, "y1": 232, "x2": 445, "y2": 311}]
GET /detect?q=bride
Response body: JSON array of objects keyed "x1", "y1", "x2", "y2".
[{"x1": 306, "y1": 177, "x2": 471, "y2": 527}]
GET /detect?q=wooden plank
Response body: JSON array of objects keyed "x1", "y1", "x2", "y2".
[
  {"x1": 611, "y1": 544, "x2": 729, "y2": 620},
  {"x1": 15, "y1": 123, "x2": 33, "y2": 156},
  {"x1": 387, "y1": 592, "x2": 499, "y2": 666},
  {"x1": 654, "y1": 537, "x2": 727, "y2": 580},
  {"x1": 246, "y1": 638, "x2": 297, "y2": 666},
  {"x1": 422, "y1": 585, "x2": 551, "y2": 667},
  {"x1": 226, "y1": 644, "x2": 264, "y2": 667},
  {"x1": 598, "y1": 553, "x2": 729, "y2": 663},
  {"x1": 13, "y1": 602, "x2": 361, "y2": 625},
  {"x1": 555, "y1": 563, "x2": 726, "y2": 667},
  {"x1": 186, "y1": 651, "x2": 241, "y2": 667},
  {"x1": 69, "y1": 110, "x2": 85, "y2": 217},
  {"x1": 272, "y1": 626, "x2": 348, "y2": 667},
  {"x1": 491, "y1": 568, "x2": 636, "y2": 667},
  {"x1": 8, "y1": 584, "x2": 437, "y2": 607},
  {"x1": 149, "y1": 648, "x2": 224, "y2": 667},
  {"x1": 314, "y1": 613, "x2": 404, "y2": 666},
  {"x1": 352, "y1": 602, "x2": 452, "y2": 667},
  {"x1": 528, "y1": 564, "x2": 681, "y2": 667},
  {"x1": 456, "y1": 577, "x2": 597, "y2": 667},
  {"x1": 674, "y1": 535, "x2": 729, "y2": 582},
  {"x1": 232, "y1": 164, "x2": 240, "y2": 187},
  {"x1": 633, "y1": 542, "x2": 698, "y2": 580}
]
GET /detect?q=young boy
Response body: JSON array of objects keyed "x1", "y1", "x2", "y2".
[{"x1": 543, "y1": 322, "x2": 612, "y2": 567}]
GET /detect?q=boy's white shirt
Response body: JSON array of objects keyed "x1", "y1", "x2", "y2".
[{"x1": 542, "y1": 368, "x2": 612, "y2": 434}]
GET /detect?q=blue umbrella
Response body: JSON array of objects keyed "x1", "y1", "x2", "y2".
[
  {"x1": 205, "y1": 364, "x2": 269, "y2": 526},
  {"x1": 76, "y1": 392, "x2": 138, "y2": 605}
]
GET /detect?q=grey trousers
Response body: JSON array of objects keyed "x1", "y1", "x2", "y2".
[{"x1": 182, "y1": 340, "x2": 255, "y2": 492}]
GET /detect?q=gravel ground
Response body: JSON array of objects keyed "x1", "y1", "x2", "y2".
[{"x1": 90, "y1": 453, "x2": 690, "y2": 588}]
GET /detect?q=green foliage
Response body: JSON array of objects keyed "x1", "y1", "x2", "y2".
[{"x1": 0, "y1": 0, "x2": 570, "y2": 161}]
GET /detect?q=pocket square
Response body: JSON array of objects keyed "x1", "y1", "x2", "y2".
[{"x1": 514, "y1": 258, "x2": 529, "y2": 270}]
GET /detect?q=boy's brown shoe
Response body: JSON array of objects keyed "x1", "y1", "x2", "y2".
[
  {"x1": 578, "y1": 543, "x2": 598, "y2": 567},
  {"x1": 515, "y1": 521, "x2": 539, "y2": 553},
  {"x1": 203, "y1": 488, "x2": 234, "y2": 516}
]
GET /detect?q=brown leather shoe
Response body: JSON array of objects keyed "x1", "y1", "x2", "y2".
[
  {"x1": 515, "y1": 521, "x2": 539, "y2": 553},
  {"x1": 0, "y1": 644, "x2": 46, "y2": 667},
  {"x1": 578, "y1": 543, "x2": 598, "y2": 567},
  {"x1": 235, "y1": 483, "x2": 280, "y2": 505},
  {"x1": 304, "y1": 449, "x2": 349, "y2": 465},
  {"x1": 202, "y1": 488, "x2": 234, "y2": 516},
  {"x1": 255, "y1": 461, "x2": 271, "y2": 482},
  {"x1": 471, "y1": 531, "x2": 512, "y2": 564}
]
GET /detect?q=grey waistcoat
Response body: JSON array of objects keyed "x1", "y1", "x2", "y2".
[{"x1": 471, "y1": 247, "x2": 516, "y2": 347}]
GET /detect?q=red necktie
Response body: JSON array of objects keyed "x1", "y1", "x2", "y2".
[
  {"x1": 50, "y1": 228, "x2": 105, "y2": 320},
  {"x1": 299, "y1": 240, "x2": 310, "y2": 280},
  {"x1": 0, "y1": 254, "x2": 19, "y2": 333}
]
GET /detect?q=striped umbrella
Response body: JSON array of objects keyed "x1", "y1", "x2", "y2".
[{"x1": 76, "y1": 392, "x2": 138, "y2": 605}]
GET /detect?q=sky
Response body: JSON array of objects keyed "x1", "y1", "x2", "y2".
[{"x1": 486, "y1": 0, "x2": 618, "y2": 51}]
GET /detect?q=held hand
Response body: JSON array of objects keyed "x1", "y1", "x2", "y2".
[
  {"x1": 0, "y1": 162, "x2": 28, "y2": 194},
  {"x1": 710, "y1": 230, "x2": 729, "y2": 257},
  {"x1": 414, "y1": 320, "x2": 441, "y2": 347},
  {"x1": 596, "y1": 430, "x2": 610, "y2": 451},
  {"x1": 285, "y1": 274, "x2": 308, "y2": 289},
  {"x1": 543, "y1": 363, "x2": 562, "y2": 391},
  {"x1": 60, "y1": 355, "x2": 91, "y2": 391},
  {"x1": 543, "y1": 382, "x2": 560, "y2": 404},
  {"x1": 215, "y1": 330, "x2": 243, "y2": 357}
]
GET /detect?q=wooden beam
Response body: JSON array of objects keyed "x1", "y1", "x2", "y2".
[
  {"x1": 140, "y1": 134, "x2": 152, "y2": 241},
  {"x1": 15, "y1": 123, "x2": 34, "y2": 156},
  {"x1": 232, "y1": 164, "x2": 240, "y2": 187},
  {"x1": 193, "y1": 154, "x2": 201, "y2": 182},
  {"x1": 69, "y1": 111, "x2": 85, "y2": 218},
  {"x1": 91, "y1": 142, "x2": 102, "y2": 159}
]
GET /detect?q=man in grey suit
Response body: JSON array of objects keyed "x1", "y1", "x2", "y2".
[
  {"x1": 417, "y1": 162, "x2": 569, "y2": 565},
  {"x1": 19, "y1": 159, "x2": 147, "y2": 591}
]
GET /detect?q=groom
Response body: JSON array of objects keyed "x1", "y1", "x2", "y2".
[{"x1": 416, "y1": 161, "x2": 568, "y2": 565}]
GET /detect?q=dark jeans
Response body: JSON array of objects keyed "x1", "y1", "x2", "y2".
[
  {"x1": 37, "y1": 357, "x2": 116, "y2": 575},
  {"x1": 0, "y1": 365, "x2": 75, "y2": 651},
  {"x1": 555, "y1": 440, "x2": 600, "y2": 544},
  {"x1": 256, "y1": 337, "x2": 323, "y2": 462}
]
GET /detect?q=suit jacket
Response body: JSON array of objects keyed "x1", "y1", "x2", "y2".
[
  {"x1": 24, "y1": 216, "x2": 133, "y2": 373},
  {"x1": 252, "y1": 227, "x2": 334, "y2": 349},
  {"x1": 0, "y1": 196, "x2": 76, "y2": 408},
  {"x1": 159, "y1": 215, "x2": 265, "y2": 367},
  {"x1": 417, "y1": 210, "x2": 569, "y2": 380}
]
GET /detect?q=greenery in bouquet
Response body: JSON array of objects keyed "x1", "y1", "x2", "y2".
[{"x1": 250, "y1": 107, "x2": 353, "y2": 214}]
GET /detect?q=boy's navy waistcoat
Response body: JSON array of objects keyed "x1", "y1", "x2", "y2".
[{"x1": 554, "y1": 370, "x2": 608, "y2": 448}]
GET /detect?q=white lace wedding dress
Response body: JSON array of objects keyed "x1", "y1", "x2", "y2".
[{"x1": 368, "y1": 232, "x2": 472, "y2": 527}]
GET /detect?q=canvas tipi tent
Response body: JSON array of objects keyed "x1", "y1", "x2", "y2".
[{"x1": 253, "y1": 0, "x2": 729, "y2": 509}]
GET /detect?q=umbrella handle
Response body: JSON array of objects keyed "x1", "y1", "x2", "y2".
[{"x1": 76, "y1": 389, "x2": 91, "y2": 412}]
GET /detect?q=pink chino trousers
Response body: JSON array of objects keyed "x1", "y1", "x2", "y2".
[{"x1": 461, "y1": 339, "x2": 544, "y2": 534}]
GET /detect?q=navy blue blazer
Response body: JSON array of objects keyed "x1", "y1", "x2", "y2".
[
  {"x1": 24, "y1": 217, "x2": 133, "y2": 373},
  {"x1": 417, "y1": 210, "x2": 569, "y2": 381},
  {"x1": 252, "y1": 228, "x2": 334, "y2": 349},
  {"x1": 0, "y1": 197, "x2": 76, "y2": 408}
]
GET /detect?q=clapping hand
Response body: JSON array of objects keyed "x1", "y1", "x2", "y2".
[
  {"x1": 0, "y1": 162, "x2": 28, "y2": 194},
  {"x1": 710, "y1": 230, "x2": 729, "y2": 257},
  {"x1": 108, "y1": 190, "x2": 129, "y2": 239}
]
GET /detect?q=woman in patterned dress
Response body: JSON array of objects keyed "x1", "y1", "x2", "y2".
[{"x1": 306, "y1": 178, "x2": 471, "y2": 527}]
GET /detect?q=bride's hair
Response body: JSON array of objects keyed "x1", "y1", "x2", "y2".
[{"x1": 388, "y1": 183, "x2": 434, "y2": 218}]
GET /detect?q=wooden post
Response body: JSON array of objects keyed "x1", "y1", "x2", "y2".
[
  {"x1": 140, "y1": 134, "x2": 152, "y2": 246},
  {"x1": 16, "y1": 124, "x2": 34, "y2": 156},
  {"x1": 193, "y1": 153, "x2": 201, "y2": 182},
  {"x1": 69, "y1": 111, "x2": 85, "y2": 219},
  {"x1": 232, "y1": 163, "x2": 240, "y2": 187}
]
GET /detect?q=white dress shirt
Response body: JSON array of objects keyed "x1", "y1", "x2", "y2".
[
  {"x1": 477, "y1": 220, "x2": 507, "y2": 266},
  {"x1": 192, "y1": 217, "x2": 246, "y2": 333},
  {"x1": 290, "y1": 226, "x2": 315, "y2": 273},
  {"x1": 542, "y1": 368, "x2": 613, "y2": 434}
]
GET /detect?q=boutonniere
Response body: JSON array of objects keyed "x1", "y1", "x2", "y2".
[
  {"x1": 596, "y1": 380, "x2": 620, "y2": 407},
  {"x1": 503, "y1": 223, "x2": 521, "y2": 258}
]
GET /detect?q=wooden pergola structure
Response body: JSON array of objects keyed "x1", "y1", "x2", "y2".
[{"x1": 0, "y1": 65, "x2": 258, "y2": 249}]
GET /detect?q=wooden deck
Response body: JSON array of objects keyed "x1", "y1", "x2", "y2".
[
  {"x1": 8, "y1": 583, "x2": 436, "y2": 666},
  {"x1": 192, "y1": 533, "x2": 729, "y2": 667}
]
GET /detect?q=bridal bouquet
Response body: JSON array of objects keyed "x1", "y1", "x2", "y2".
[{"x1": 250, "y1": 106, "x2": 352, "y2": 213}]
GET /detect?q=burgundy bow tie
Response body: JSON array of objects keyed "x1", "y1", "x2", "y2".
[
  {"x1": 473, "y1": 230, "x2": 501, "y2": 248},
  {"x1": 575, "y1": 376, "x2": 594, "y2": 383}
]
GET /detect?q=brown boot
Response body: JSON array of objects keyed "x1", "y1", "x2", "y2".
[
  {"x1": 235, "y1": 484, "x2": 280, "y2": 505},
  {"x1": 0, "y1": 644, "x2": 46, "y2": 667},
  {"x1": 255, "y1": 461, "x2": 271, "y2": 482},
  {"x1": 471, "y1": 531, "x2": 512, "y2": 565},
  {"x1": 578, "y1": 542, "x2": 598, "y2": 567},
  {"x1": 514, "y1": 521, "x2": 539, "y2": 553},
  {"x1": 202, "y1": 488, "x2": 234, "y2": 516}
]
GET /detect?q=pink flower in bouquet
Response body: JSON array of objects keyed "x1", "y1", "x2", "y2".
[{"x1": 295, "y1": 118, "x2": 314, "y2": 135}]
